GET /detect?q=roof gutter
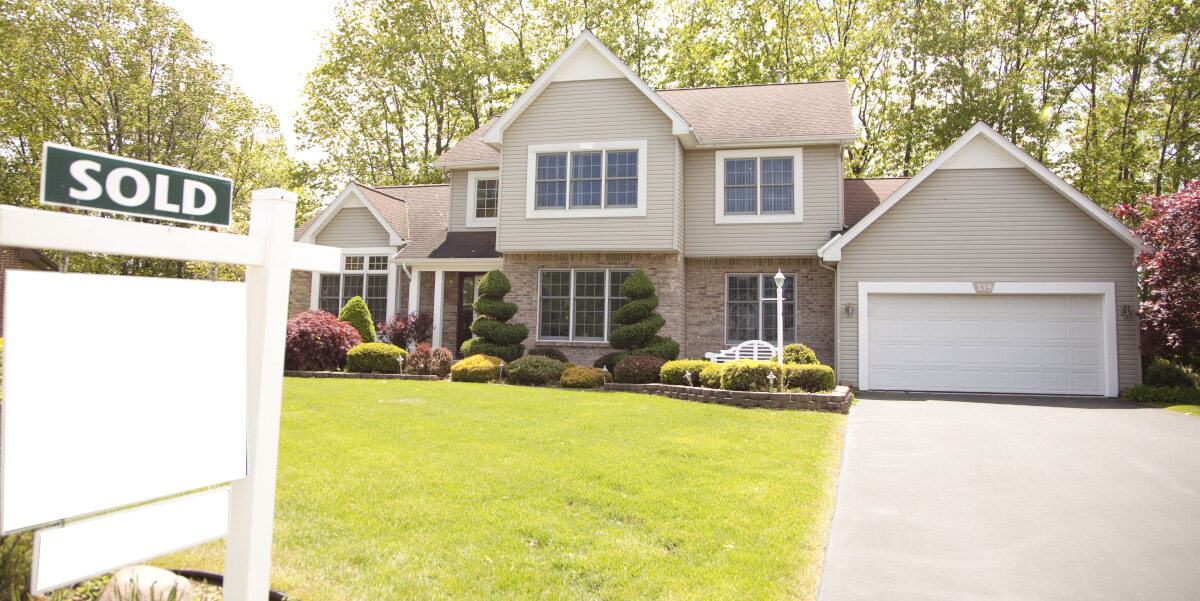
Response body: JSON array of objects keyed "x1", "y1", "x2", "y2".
[{"x1": 683, "y1": 133, "x2": 859, "y2": 150}]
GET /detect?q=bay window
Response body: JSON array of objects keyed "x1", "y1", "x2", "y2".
[
  {"x1": 725, "y1": 273, "x2": 796, "y2": 345},
  {"x1": 539, "y1": 269, "x2": 635, "y2": 342}
]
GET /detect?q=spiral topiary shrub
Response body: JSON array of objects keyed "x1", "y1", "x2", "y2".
[
  {"x1": 451, "y1": 354, "x2": 503, "y2": 383},
  {"x1": 593, "y1": 351, "x2": 623, "y2": 373},
  {"x1": 783, "y1": 364, "x2": 836, "y2": 392},
  {"x1": 720, "y1": 359, "x2": 785, "y2": 391},
  {"x1": 430, "y1": 347, "x2": 454, "y2": 379},
  {"x1": 660, "y1": 360, "x2": 712, "y2": 386},
  {"x1": 460, "y1": 270, "x2": 528, "y2": 363},
  {"x1": 508, "y1": 355, "x2": 567, "y2": 386},
  {"x1": 614, "y1": 355, "x2": 667, "y2": 384},
  {"x1": 560, "y1": 366, "x2": 607, "y2": 389},
  {"x1": 608, "y1": 269, "x2": 679, "y2": 361},
  {"x1": 345, "y1": 342, "x2": 407, "y2": 374},
  {"x1": 338, "y1": 296, "x2": 376, "y2": 342},
  {"x1": 527, "y1": 346, "x2": 570, "y2": 363},
  {"x1": 775, "y1": 343, "x2": 819, "y2": 365},
  {"x1": 285, "y1": 309, "x2": 363, "y2": 371},
  {"x1": 699, "y1": 363, "x2": 725, "y2": 388}
]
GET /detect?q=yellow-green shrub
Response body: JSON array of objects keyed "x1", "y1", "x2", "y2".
[
  {"x1": 560, "y1": 366, "x2": 606, "y2": 388},
  {"x1": 451, "y1": 354, "x2": 502, "y2": 383},
  {"x1": 345, "y1": 342, "x2": 407, "y2": 373},
  {"x1": 720, "y1": 360, "x2": 784, "y2": 391},
  {"x1": 699, "y1": 363, "x2": 724, "y2": 388},
  {"x1": 660, "y1": 359, "x2": 712, "y2": 386},
  {"x1": 783, "y1": 364, "x2": 836, "y2": 392}
]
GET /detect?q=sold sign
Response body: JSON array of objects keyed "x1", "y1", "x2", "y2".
[{"x1": 40, "y1": 143, "x2": 233, "y2": 227}]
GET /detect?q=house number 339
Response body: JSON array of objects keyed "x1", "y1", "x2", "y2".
[{"x1": 973, "y1": 282, "x2": 995, "y2": 293}]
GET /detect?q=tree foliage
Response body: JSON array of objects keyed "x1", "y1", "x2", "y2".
[
  {"x1": 301, "y1": 0, "x2": 1199, "y2": 213},
  {"x1": 0, "y1": 0, "x2": 321, "y2": 279},
  {"x1": 1111, "y1": 180, "x2": 1200, "y2": 357}
]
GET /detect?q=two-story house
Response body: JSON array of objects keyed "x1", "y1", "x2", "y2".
[{"x1": 291, "y1": 31, "x2": 1143, "y2": 397}]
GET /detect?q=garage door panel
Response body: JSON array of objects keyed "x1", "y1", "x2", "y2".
[{"x1": 867, "y1": 294, "x2": 1105, "y2": 396}]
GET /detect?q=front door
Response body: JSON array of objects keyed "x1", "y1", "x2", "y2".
[{"x1": 456, "y1": 273, "x2": 483, "y2": 356}]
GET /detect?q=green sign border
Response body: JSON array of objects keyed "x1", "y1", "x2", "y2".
[{"x1": 39, "y1": 143, "x2": 234, "y2": 227}]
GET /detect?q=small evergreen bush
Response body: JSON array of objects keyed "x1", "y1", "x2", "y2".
[
  {"x1": 660, "y1": 360, "x2": 712, "y2": 386},
  {"x1": 1144, "y1": 359, "x2": 1197, "y2": 388},
  {"x1": 405, "y1": 343, "x2": 433, "y2": 375},
  {"x1": 338, "y1": 296, "x2": 376, "y2": 342},
  {"x1": 1122, "y1": 385, "x2": 1200, "y2": 404},
  {"x1": 594, "y1": 351, "x2": 623, "y2": 373},
  {"x1": 614, "y1": 355, "x2": 667, "y2": 384},
  {"x1": 285, "y1": 310, "x2": 363, "y2": 371},
  {"x1": 720, "y1": 359, "x2": 784, "y2": 391},
  {"x1": 451, "y1": 354, "x2": 503, "y2": 383},
  {"x1": 461, "y1": 270, "x2": 529, "y2": 362},
  {"x1": 508, "y1": 355, "x2": 567, "y2": 386},
  {"x1": 699, "y1": 363, "x2": 724, "y2": 388},
  {"x1": 560, "y1": 365, "x2": 607, "y2": 388},
  {"x1": 345, "y1": 342, "x2": 407, "y2": 374},
  {"x1": 527, "y1": 346, "x2": 570, "y2": 363},
  {"x1": 776, "y1": 343, "x2": 819, "y2": 365},
  {"x1": 783, "y1": 364, "x2": 836, "y2": 392},
  {"x1": 430, "y1": 347, "x2": 453, "y2": 378},
  {"x1": 608, "y1": 269, "x2": 680, "y2": 361}
]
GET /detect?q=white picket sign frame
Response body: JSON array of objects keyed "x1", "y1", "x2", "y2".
[{"x1": 0, "y1": 189, "x2": 339, "y2": 600}]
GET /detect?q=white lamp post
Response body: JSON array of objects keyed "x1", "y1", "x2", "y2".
[{"x1": 772, "y1": 269, "x2": 785, "y2": 363}]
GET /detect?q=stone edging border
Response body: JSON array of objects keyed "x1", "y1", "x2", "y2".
[
  {"x1": 284, "y1": 370, "x2": 439, "y2": 381},
  {"x1": 603, "y1": 383, "x2": 852, "y2": 414}
]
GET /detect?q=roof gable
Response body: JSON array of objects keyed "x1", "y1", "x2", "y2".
[
  {"x1": 819, "y1": 122, "x2": 1145, "y2": 261},
  {"x1": 297, "y1": 183, "x2": 407, "y2": 246},
  {"x1": 480, "y1": 30, "x2": 691, "y2": 145}
]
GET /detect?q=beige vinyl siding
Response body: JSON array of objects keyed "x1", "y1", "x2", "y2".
[
  {"x1": 674, "y1": 139, "x2": 685, "y2": 252},
  {"x1": 836, "y1": 167, "x2": 1141, "y2": 389},
  {"x1": 314, "y1": 207, "x2": 390, "y2": 247},
  {"x1": 447, "y1": 169, "x2": 498, "y2": 232},
  {"x1": 496, "y1": 78, "x2": 678, "y2": 252},
  {"x1": 684, "y1": 144, "x2": 842, "y2": 256}
]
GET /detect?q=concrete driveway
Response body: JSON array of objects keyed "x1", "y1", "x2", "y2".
[{"x1": 818, "y1": 393, "x2": 1200, "y2": 601}]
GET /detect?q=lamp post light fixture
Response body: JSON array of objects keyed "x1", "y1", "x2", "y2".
[
  {"x1": 499, "y1": 361, "x2": 505, "y2": 382},
  {"x1": 773, "y1": 269, "x2": 786, "y2": 363},
  {"x1": 767, "y1": 371, "x2": 777, "y2": 391},
  {"x1": 397, "y1": 355, "x2": 405, "y2": 375},
  {"x1": 684, "y1": 369, "x2": 693, "y2": 387}
]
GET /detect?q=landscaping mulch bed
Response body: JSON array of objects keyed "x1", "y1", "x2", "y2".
[
  {"x1": 284, "y1": 370, "x2": 437, "y2": 380},
  {"x1": 604, "y1": 382, "x2": 853, "y2": 413}
]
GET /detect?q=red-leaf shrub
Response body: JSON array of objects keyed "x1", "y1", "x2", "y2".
[
  {"x1": 405, "y1": 343, "x2": 433, "y2": 375},
  {"x1": 285, "y1": 309, "x2": 362, "y2": 371},
  {"x1": 430, "y1": 347, "x2": 453, "y2": 378},
  {"x1": 1111, "y1": 180, "x2": 1200, "y2": 357},
  {"x1": 378, "y1": 311, "x2": 435, "y2": 346},
  {"x1": 613, "y1": 355, "x2": 667, "y2": 384}
]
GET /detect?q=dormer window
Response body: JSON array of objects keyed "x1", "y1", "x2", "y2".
[
  {"x1": 525, "y1": 141, "x2": 648, "y2": 218},
  {"x1": 714, "y1": 148, "x2": 804, "y2": 224},
  {"x1": 466, "y1": 170, "x2": 500, "y2": 228}
]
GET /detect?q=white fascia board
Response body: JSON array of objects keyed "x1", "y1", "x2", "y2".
[
  {"x1": 481, "y1": 31, "x2": 691, "y2": 145},
  {"x1": 394, "y1": 258, "x2": 503, "y2": 272},
  {"x1": 683, "y1": 133, "x2": 859, "y2": 150},
  {"x1": 823, "y1": 122, "x2": 1146, "y2": 259},
  {"x1": 817, "y1": 233, "x2": 842, "y2": 261},
  {"x1": 433, "y1": 159, "x2": 501, "y2": 173},
  {"x1": 299, "y1": 184, "x2": 406, "y2": 246}
]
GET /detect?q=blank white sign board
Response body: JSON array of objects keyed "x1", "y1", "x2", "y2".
[
  {"x1": 1, "y1": 271, "x2": 247, "y2": 533},
  {"x1": 31, "y1": 488, "x2": 229, "y2": 593}
]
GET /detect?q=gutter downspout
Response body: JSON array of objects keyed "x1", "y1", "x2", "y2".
[{"x1": 818, "y1": 253, "x2": 839, "y2": 385}]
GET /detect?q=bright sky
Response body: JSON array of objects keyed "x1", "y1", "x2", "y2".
[{"x1": 159, "y1": 0, "x2": 341, "y2": 163}]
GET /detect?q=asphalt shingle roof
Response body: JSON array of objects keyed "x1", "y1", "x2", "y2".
[
  {"x1": 843, "y1": 178, "x2": 909, "y2": 227},
  {"x1": 657, "y1": 81, "x2": 856, "y2": 141}
]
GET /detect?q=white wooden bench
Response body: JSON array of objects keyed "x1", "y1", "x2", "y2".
[{"x1": 704, "y1": 340, "x2": 779, "y2": 363}]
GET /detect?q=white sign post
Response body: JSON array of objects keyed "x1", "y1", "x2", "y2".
[{"x1": 0, "y1": 188, "x2": 339, "y2": 597}]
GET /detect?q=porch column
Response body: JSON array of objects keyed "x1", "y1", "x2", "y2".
[
  {"x1": 407, "y1": 267, "x2": 420, "y2": 315},
  {"x1": 432, "y1": 269, "x2": 445, "y2": 349}
]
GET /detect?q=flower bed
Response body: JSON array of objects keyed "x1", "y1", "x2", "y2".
[
  {"x1": 285, "y1": 370, "x2": 438, "y2": 381},
  {"x1": 603, "y1": 382, "x2": 852, "y2": 414}
]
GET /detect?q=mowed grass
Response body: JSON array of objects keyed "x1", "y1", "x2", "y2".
[
  {"x1": 155, "y1": 378, "x2": 846, "y2": 600},
  {"x1": 1142, "y1": 401, "x2": 1200, "y2": 418}
]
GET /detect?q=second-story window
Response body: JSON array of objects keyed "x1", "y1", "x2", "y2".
[
  {"x1": 466, "y1": 170, "x2": 500, "y2": 228},
  {"x1": 714, "y1": 148, "x2": 804, "y2": 224},
  {"x1": 534, "y1": 149, "x2": 640, "y2": 211}
]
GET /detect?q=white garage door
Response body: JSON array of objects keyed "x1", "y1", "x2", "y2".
[{"x1": 866, "y1": 294, "x2": 1105, "y2": 395}]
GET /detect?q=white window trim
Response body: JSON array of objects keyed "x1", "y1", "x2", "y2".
[
  {"x1": 309, "y1": 247, "x2": 396, "y2": 321},
  {"x1": 855, "y1": 281, "x2": 1119, "y2": 397},
  {"x1": 525, "y1": 141, "x2": 648, "y2": 219},
  {"x1": 536, "y1": 268, "x2": 635, "y2": 343},
  {"x1": 714, "y1": 148, "x2": 804, "y2": 224},
  {"x1": 724, "y1": 273, "x2": 798, "y2": 345},
  {"x1": 465, "y1": 170, "x2": 500, "y2": 228}
]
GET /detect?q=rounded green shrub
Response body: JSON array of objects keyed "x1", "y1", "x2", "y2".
[
  {"x1": 451, "y1": 354, "x2": 502, "y2": 383},
  {"x1": 527, "y1": 346, "x2": 570, "y2": 363},
  {"x1": 614, "y1": 355, "x2": 667, "y2": 384},
  {"x1": 699, "y1": 363, "x2": 725, "y2": 388},
  {"x1": 720, "y1": 359, "x2": 785, "y2": 391},
  {"x1": 1145, "y1": 359, "x2": 1197, "y2": 388},
  {"x1": 660, "y1": 359, "x2": 712, "y2": 386},
  {"x1": 338, "y1": 296, "x2": 376, "y2": 342},
  {"x1": 345, "y1": 342, "x2": 407, "y2": 374},
  {"x1": 508, "y1": 355, "x2": 566, "y2": 386},
  {"x1": 783, "y1": 364, "x2": 837, "y2": 392},
  {"x1": 560, "y1": 365, "x2": 606, "y2": 388},
  {"x1": 608, "y1": 269, "x2": 679, "y2": 361},
  {"x1": 461, "y1": 270, "x2": 528, "y2": 363},
  {"x1": 776, "y1": 343, "x2": 819, "y2": 365}
]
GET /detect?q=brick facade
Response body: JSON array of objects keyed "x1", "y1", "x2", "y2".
[
  {"x1": 684, "y1": 257, "x2": 835, "y2": 364},
  {"x1": 288, "y1": 270, "x2": 313, "y2": 318},
  {"x1": 502, "y1": 252, "x2": 686, "y2": 366}
]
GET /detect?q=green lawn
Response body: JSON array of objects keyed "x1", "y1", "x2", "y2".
[
  {"x1": 1142, "y1": 402, "x2": 1200, "y2": 418},
  {"x1": 155, "y1": 379, "x2": 846, "y2": 600}
]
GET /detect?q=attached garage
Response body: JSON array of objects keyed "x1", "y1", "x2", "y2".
[
  {"x1": 820, "y1": 123, "x2": 1144, "y2": 397},
  {"x1": 859, "y1": 283, "x2": 1118, "y2": 396}
]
